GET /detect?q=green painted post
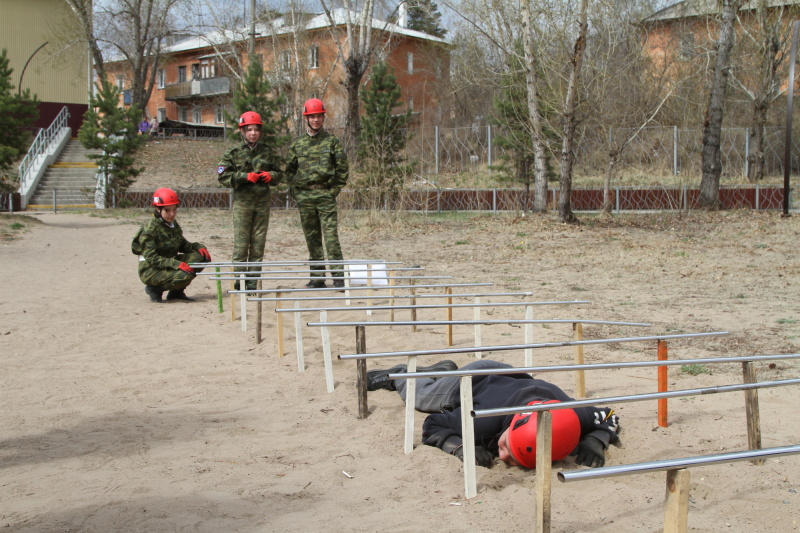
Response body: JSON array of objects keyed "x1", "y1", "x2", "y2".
[{"x1": 216, "y1": 267, "x2": 223, "y2": 313}]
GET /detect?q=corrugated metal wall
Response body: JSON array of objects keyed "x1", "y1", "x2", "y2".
[{"x1": 1, "y1": 0, "x2": 90, "y2": 106}]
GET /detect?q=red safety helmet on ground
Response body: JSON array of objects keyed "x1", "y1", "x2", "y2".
[
  {"x1": 153, "y1": 187, "x2": 180, "y2": 207},
  {"x1": 506, "y1": 400, "x2": 581, "y2": 469},
  {"x1": 303, "y1": 98, "x2": 326, "y2": 115},
  {"x1": 238, "y1": 111, "x2": 263, "y2": 128}
]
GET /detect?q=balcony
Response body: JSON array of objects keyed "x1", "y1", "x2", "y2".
[{"x1": 165, "y1": 77, "x2": 231, "y2": 100}]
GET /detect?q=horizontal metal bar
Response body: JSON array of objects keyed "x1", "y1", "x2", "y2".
[
  {"x1": 308, "y1": 319, "x2": 652, "y2": 327},
  {"x1": 338, "y1": 331, "x2": 728, "y2": 360},
  {"x1": 196, "y1": 267, "x2": 424, "y2": 275},
  {"x1": 240, "y1": 282, "x2": 494, "y2": 295},
  {"x1": 558, "y1": 445, "x2": 800, "y2": 482},
  {"x1": 190, "y1": 259, "x2": 396, "y2": 266},
  {"x1": 387, "y1": 353, "x2": 800, "y2": 380},
  {"x1": 212, "y1": 275, "x2": 451, "y2": 281},
  {"x1": 279, "y1": 300, "x2": 590, "y2": 313},
  {"x1": 473, "y1": 377, "x2": 800, "y2": 419},
  {"x1": 251, "y1": 292, "x2": 533, "y2": 302}
]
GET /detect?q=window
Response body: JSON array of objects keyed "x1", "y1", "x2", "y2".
[
  {"x1": 178, "y1": 106, "x2": 187, "y2": 122},
  {"x1": 281, "y1": 50, "x2": 292, "y2": 71},
  {"x1": 679, "y1": 32, "x2": 695, "y2": 59},
  {"x1": 178, "y1": 65, "x2": 187, "y2": 83},
  {"x1": 116, "y1": 75, "x2": 125, "y2": 90},
  {"x1": 193, "y1": 106, "x2": 201, "y2": 123},
  {"x1": 407, "y1": 52, "x2": 413, "y2": 74},
  {"x1": 215, "y1": 105, "x2": 225, "y2": 123},
  {"x1": 157, "y1": 108, "x2": 166, "y2": 123},
  {"x1": 309, "y1": 46, "x2": 319, "y2": 69},
  {"x1": 201, "y1": 58, "x2": 216, "y2": 78},
  {"x1": 157, "y1": 69, "x2": 165, "y2": 89},
  {"x1": 191, "y1": 63, "x2": 200, "y2": 80}
]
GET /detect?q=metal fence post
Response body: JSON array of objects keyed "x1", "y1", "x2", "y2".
[
  {"x1": 53, "y1": 190, "x2": 57, "y2": 214},
  {"x1": 615, "y1": 186, "x2": 620, "y2": 214},
  {"x1": 487, "y1": 125, "x2": 492, "y2": 168},
  {"x1": 745, "y1": 128, "x2": 750, "y2": 179}
]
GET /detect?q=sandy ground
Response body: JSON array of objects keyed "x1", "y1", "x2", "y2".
[{"x1": 1, "y1": 208, "x2": 799, "y2": 533}]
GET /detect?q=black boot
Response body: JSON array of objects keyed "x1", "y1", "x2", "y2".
[
  {"x1": 366, "y1": 360, "x2": 459, "y2": 391},
  {"x1": 333, "y1": 279, "x2": 345, "y2": 291},
  {"x1": 304, "y1": 279, "x2": 326, "y2": 289},
  {"x1": 166, "y1": 289, "x2": 194, "y2": 302},
  {"x1": 145, "y1": 285, "x2": 164, "y2": 303}
]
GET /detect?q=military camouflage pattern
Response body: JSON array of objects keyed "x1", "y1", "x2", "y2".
[
  {"x1": 135, "y1": 214, "x2": 206, "y2": 290},
  {"x1": 285, "y1": 130, "x2": 349, "y2": 279},
  {"x1": 218, "y1": 140, "x2": 282, "y2": 282}
]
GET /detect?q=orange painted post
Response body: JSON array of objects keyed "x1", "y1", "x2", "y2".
[{"x1": 658, "y1": 339, "x2": 668, "y2": 427}]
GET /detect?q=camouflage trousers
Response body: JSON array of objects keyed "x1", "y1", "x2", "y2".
[
  {"x1": 232, "y1": 189, "x2": 271, "y2": 287},
  {"x1": 138, "y1": 250, "x2": 205, "y2": 290},
  {"x1": 293, "y1": 188, "x2": 343, "y2": 279}
]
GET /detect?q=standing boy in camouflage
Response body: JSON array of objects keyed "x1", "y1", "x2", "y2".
[
  {"x1": 217, "y1": 111, "x2": 281, "y2": 291},
  {"x1": 285, "y1": 98, "x2": 349, "y2": 288}
]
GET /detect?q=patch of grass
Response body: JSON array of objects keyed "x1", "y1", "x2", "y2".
[
  {"x1": 10, "y1": 223, "x2": 24, "y2": 230},
  {"x1": 777, "y1": 318, "x2": 797, "y2": 325},
  {"x1": 0, "y1": 214, "x2": 43, "y2": 242},
  {"x1": 681, "y1": 364, "x2": 712, "y2": 376},
  {"x1": 734, "y1": 293, "x2": 747, "y2": 299},
  {"x1": 570, "y1": 286, "x2": 590, "y2": 292},
  {"x1": 673, "y1": 250, "x2": 687, "y2": 257},
  {"x1": 754, "y1": 243, "x2": 768, "y2": 249},
  {"x1": 455, "y1": 240, "x2": 470, "y2": 245},
  {"x1": 515, "y1": 232, "x2": 528, "y2": 237}
]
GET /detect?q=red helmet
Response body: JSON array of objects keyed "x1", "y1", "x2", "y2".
[
  {"x1": 238, "y1": 111, "x2": 263, "y2": 128},
  {"x1": 506, "y1": 400, "x2": 581, "y2": 469},
  {"x1": 153, "y1": 187, "x2": 180, "y2": 207},
  {"x1": 303, "y1": 98, "x2": 326, "y2": 115}
]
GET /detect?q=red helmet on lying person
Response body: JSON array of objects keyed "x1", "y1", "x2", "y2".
[
  {"x1": 506, "y1": 400, "x2": 581, "y2": 469},
  {"x1": 153, "y1": 187, "x2": 180, "y2": 207}
]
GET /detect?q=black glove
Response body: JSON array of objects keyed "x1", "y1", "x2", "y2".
[
  {"x1": 575, "y1": 436, "x2": 606, "y2": 468},
  {"x1": 452, "y1": 445, "x2": 495, "y2": 468}
]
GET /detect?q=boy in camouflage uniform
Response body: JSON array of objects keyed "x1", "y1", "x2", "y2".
[
  {"x1": 284, "y1": 98, "x2": 349, "y2": 288},
  {"x1": 217, "y1": 111, "x2": 281, "y2": 291},
  {"x1": 133, "y1": 188, "x2": 212, "y2": 303}
]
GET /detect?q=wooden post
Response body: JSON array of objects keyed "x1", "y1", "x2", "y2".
[
  {"x1": 239, "y1": 273, "x2": 247, "y2": 331},
  {"x1": 321, "y1": 310, "x2": 334, "y2": 393},
  {"x1": 388, "y1": 270, "x2": 396, "y2": 321},
  {"x1": 294, "y1": 301, "x2": 304, "y2": 372},
  {"x1": 230, "y1": 272, "x2": 235, "y2": 322},
  {"x1": 446, "y1": 286, "x2": 453, "y2": 346},
  {"x1": 658, "y1": 339, "x2": 668, "y2": 427},
  {"x1": 474, "y1": 296, "x2": 482, "y2": 359},
  {"x1": 255, "y1": 279, "x2": 262, "y2": 344},
  {"x1": 410, "y1": 279, "x2": 417, "y2": 332},
  {"x1": 404, "y1": 356, "x2": 418, "y2": 454},
  {"x1": 460, "y1": 375, "x2": 477, "y2": 499},
  {"x1": 215, "y1": 266, "x2": 223, "y2": 313},
  {"x1": 742, "y1": 361, "x2": 764, "y2": 465},
  {"x1": 356, "y1": 326, "x2": 368, "y2": 419},
  {"x1": 276, "y1": 292, "x2": 284, "y2": 357},
  {"x1": 534, "y1": 410, "x2": 553, "y2": 533},
  {"x1": 664, "y1": 468, "x2": 690, "y2": 533},
  {"x1": 573, "y1": 322, "x2": 585, "y2": 398},
  {"x1": 524, "y1": 305, "x2": 533, "y2": 366}
]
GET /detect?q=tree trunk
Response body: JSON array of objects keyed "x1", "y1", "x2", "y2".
[
  {"x1": 603, "y1": 151, "x2": 620, "y2": 214},
  {"x1": 521, "y1": 0, "x2": 549, "y2": 213},
  {"x1": 700, "y1": 0, "x2": 744, "y2": 209},
  {"x1": 557, "y1": 0, "x2": 588, "y2": 224},
  {"x1": 343, "y1": 55, "x2": 367, "y2": 157}
]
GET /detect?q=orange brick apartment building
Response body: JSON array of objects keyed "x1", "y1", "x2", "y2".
[{"x1": 106, "y1": 8, "x2": 450, "y2": 132}]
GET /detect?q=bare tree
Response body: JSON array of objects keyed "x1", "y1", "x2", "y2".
[
  {"x1": 66, "y1": 0, "x2": 183, "y2": 115},
  {"x1": 700, "y1": 0, "x2": 745, "y2": 209}
]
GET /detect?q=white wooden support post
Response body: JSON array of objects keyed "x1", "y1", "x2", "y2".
[
  {"x1": 403, "y1": 356, "x2": 418, "y2": 454},
  {"x1": 534, "y1": 411, "x2": 553, "y2": 533},
  {"x1": 664, "y1": 469, "x2": 690, "y2": 533},
  {"x1": 446, "y1": 287, "x2": 453, "y2": 346},
  {"x1": 344, "y1": 264, "x2": 352, "y2": 306},
  {"x1": 524, "y1": 305, "x2": 534, "y2": 366},
  {"x1": 230, "y1": 274, "x2": 235, "y2": 323},
  {"x1": 294, "y1": 300, "x2": 304, "y2": 372},
  {"x1": 474, "y1": 296, "x2": 482, "y2": 359},
  {"x1": 388, "y1": 270, "x2": 396, "y2": 321},
  {"x1": 461, "y1": 375, "x2": 477, "y2": 499},
  {"x1": 239, "y1": 273, "x2": 247, "y2": 331},
  {"x1": 321, "y1": 310, "x2": 334, "y2": 393},
  {"x1": 366, "y1": 264, "x2": 374, "y2": 316},
  {"x1": 276, "y1": 291, "x2": 285, "y2": 357}
]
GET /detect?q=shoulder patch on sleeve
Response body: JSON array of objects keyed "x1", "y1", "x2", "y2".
[{"x1": 217, "y1": 165, "x2": 226, "y2": 175}]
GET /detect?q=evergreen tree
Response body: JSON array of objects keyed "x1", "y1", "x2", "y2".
[
  {"x1": 78, "y1": 80, "x2": 147, "y2": 204},
  {"x1": 406, "y1": 0, "x2": 447, "y2": 38},
  {"x1": 0, "y1": 48, "x2": 39, "y2": 188},
  {"x1": 358, "y1": 62, "x2": 413, "y2": 207},
  {"x1": 224, "y1": 56, "x2": 287, "y2": 161}
]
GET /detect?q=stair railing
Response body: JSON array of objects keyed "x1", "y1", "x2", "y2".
[{"x1": 18, "y1": 106, "x2": 71, "y2": 198}]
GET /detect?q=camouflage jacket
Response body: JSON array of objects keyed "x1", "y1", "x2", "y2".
[
  {"x1": 285, "y1": 130, "x2": 348, "y2": 194},
  {"x1": 134, "y1": 214, "x2": 203, "y2": 270},
  {"x1": 217, "y1": 141, "x2": 282, "y2": 196}
]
